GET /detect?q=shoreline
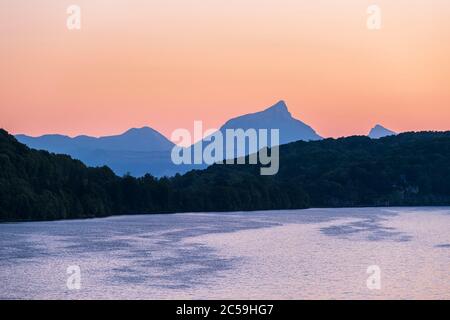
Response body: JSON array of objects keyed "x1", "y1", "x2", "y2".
[{"x1": 2, "y1": 205, "x2": 450, "y2": 224}]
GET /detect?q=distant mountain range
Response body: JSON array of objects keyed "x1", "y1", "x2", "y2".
[
  {"x1": 16, "y1": 126, "x2": 179, "y2": 177},
  {"x1": 16, "y1": 101, "x2": 322, "y2": 177},
  {"x1": 16, "y1": 126, "x2": 174, "y2": 153},
  {"x1": 15, "y1": 101, "x2": 400, "y2": 177}
]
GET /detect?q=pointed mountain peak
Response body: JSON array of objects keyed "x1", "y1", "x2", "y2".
[
  {"x1": 368, "y1": 124, "x2": 397, "y2": 139},
  {"x1": 264, "y1": 100, "x2": 290, "y2": 115},
  {"x1": 219, "y1": 100, "x2": 322, "y2": 144}
]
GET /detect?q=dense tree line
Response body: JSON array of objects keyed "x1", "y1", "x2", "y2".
[{"x1": 1, "y1": 128, "x2": 450, "y2": 221}]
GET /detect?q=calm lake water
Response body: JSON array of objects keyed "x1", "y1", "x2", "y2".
[{"x1": 0, "y1": 207, "x2": 449, "y2": 300}]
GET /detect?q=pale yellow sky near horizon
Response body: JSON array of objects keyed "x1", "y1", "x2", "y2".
[{"x1": 0, "y1": 0, "x2": 449, "y2": 139}]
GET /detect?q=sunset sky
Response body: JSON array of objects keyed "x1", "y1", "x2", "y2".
[{"x1": 1, "y1": 0, "x2": 449, "y2": 139}]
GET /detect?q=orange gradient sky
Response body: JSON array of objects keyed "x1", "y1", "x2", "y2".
[{"x1": 0, "y1": 0, "x2": 449, "y2": 139}]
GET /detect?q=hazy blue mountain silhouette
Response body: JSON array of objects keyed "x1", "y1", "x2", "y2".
[
  {"x1": 16, "y1": 127, "x2": 178, "y2": 177},
  {"x1": 368, "y1": 125, "x2": 397, "y2": 139},
  {"x1": 184, "y1": 100, "x2": 322, "y2": 163},
  {"x1": 220, "y1": 100, "x2": 321, "y2": 143},
  {"x1": 16, "y1": 101, "x2": 321, "y2": 177},
  {"x1": 16, "y1": 127, "x2": 174, "y2": 153}
]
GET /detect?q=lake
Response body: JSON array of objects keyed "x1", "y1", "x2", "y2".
[{"x1": 0, "y1": 207, "x2": 449, "y2": 299}]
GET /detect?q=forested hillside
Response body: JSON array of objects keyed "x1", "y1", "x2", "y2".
[{"x1": 1, "y1": 128, "x2": 450, "y2": 221}]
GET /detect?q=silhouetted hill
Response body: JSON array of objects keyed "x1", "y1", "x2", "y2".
[
  {"x1": 368, "y1": 124, "x2": 397, "y2": 139},
  {"x1": 16, "y1": 126, "x2": 174, "y2": 152},
  {"x1": 2, "y1": 129, "x2": 450, "y2": 221}
]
